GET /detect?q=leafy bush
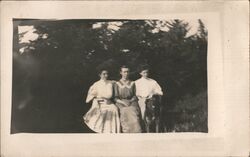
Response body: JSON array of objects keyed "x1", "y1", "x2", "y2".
[{"x1": 171, "y1": 91, "x2": 208, "y2": 132}]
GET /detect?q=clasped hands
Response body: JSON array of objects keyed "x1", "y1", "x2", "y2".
[{"x1": 96, "y1": 98, "x2": 112, "y2": 105}]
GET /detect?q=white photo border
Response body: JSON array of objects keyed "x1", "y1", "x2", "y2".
[{"x1": 1, "y1": 1, "x2": 249, "y2": 156}]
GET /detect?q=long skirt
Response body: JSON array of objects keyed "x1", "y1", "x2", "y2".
[
  {"x1": 138, "y1": 97, "x2": 147, "y2": 119},
  {"x1": 83, "y1": 99, "x2": 120, "y2": 133},
  {"x1": 115, "y1": 101, "x2": 142, "y2": 133}
]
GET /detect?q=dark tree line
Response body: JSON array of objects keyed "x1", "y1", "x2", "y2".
[{"x1": 12, "y1": 19, "x2": 208, "y2": 133}]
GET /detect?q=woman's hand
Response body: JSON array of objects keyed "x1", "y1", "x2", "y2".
[
  {"x1": 114, "y1": 98, "x2": 129, "y2": 107},
  {"x1": 122, "y1": 99, "x2": 130, "y2": 106},
  {"x1": 96, "y1": 98, "x2": 109, "y2": 104},
  {"x1": 129, "y1": 96, "x2": 138, "y2": 103}
]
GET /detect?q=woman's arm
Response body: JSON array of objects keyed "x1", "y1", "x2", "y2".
[
  {"x1": 129, "y1": 82, "x2": 138, "y2": 103},
  {"x1": 85, "y1": 83, "x2": 97, "y2": 103},
  {"x1": 153, "y1": 80, "x2": 163, "y2": 96}
]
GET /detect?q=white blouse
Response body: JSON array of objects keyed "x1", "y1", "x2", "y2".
[
  {"x1": 85, "y1": 80, "x2": 113, "y2": 103},
  {"x1": 135, "y1": 77, "x2": 163, "y2": 98}
]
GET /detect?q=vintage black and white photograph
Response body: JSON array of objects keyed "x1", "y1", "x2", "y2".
[{"x1": 12, "y1": 19, "x2": 208, "y2": 134}]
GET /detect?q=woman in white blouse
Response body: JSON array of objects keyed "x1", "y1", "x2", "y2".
[
  {"x1": 83, "y1": 69, "x2": 120, "y2": 133},
  {"x1": 135, "y1": 65, "x2": 163, "y2": 119}
]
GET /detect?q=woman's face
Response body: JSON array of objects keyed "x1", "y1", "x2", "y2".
[
  {"x1": 99, "y1": 70, "x2": 108, "y2": 80},
  {"x1": 120, "y1": 68, "x2": 130, "y2": 79},
  {"x1": 140, "y1": 69, "x2": 149, "y2": 78}
]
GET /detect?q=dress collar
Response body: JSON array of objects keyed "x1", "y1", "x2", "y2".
[
  {"x1": 117, "y1": 79, "x2": 133, "y2": 88},
  {"x1": 119, "y1": 79, "x2": 131, "y2": 85},
  {"x1": 141, "y1": 77, "x2": 150, "y2": 81},
  {"x1": 99, "y1": 79, "x2": 109, "y2": 84}
]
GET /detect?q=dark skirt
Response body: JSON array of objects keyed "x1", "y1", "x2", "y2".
[{"x1": 115, "y1": 101, "x2": 142, "y2": 133}]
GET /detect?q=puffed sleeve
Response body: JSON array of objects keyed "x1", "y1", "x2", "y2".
[
  {"x1": 153, "y1": 81, "x2": 163, "y2": 96},
  {"x1": 85, "y1": 83, "x2": 98, "y2": 103}
]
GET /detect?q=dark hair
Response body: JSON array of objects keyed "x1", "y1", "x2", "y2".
[
  {"x1": 138, "y1": 64, "x2": 150, "y2": 73},
  {"x1": 120, "y1": 65, "x2": 130, "y2": 71},
  {"x1": 97, "y1": 67, "x2": 109, "y2": 75}
]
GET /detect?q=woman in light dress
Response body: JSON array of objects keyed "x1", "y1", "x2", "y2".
[
  {"x1": 83, "y1": 69, "x2": 120, "y2": 133},
  {"x1": 113, "y1": 65, "x2": 142, "y2": 133},
  {"x1": 135, "y1": 64, "x2": 163, "y2": 119}
]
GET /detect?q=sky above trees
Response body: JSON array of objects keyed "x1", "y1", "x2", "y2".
[{"x1": 18, "y1": 19, "x2": 206, "y2": 53}]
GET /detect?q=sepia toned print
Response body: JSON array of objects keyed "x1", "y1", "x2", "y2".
[
  {"x1": 12, "y1": 19, "x2": 208, "y2": 133},
  {"x1": 1, "y1": 1, "x2": 249, "y2": 157}
]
